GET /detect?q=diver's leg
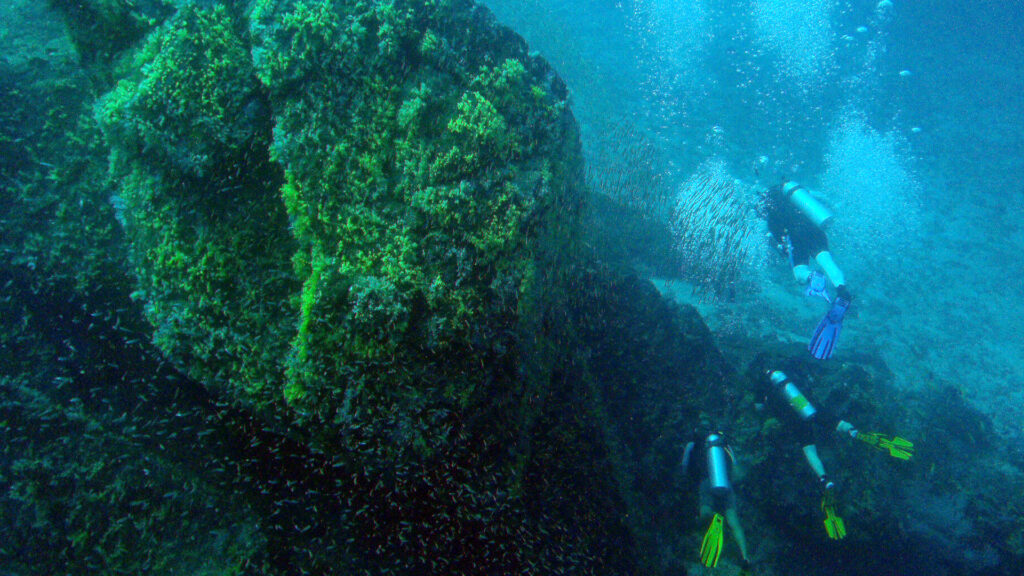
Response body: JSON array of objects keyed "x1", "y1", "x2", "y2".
[
  {"x1": 814, "y1": 251, "x2": 846, "y2": 289},
  {"x1": 724, "y1": 507, "x2": 750, "y2": 563},
  {"x1": 802, "y1": 444, "x2": 827, "y2": 478}
]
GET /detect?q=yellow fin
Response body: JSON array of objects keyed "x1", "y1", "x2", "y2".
[
  {"x1": 700, "y1": 513, "x2": 724, "y2": 567},
  {"x1": 822, "y1": 496, "x2": 847, "y2": 540}
]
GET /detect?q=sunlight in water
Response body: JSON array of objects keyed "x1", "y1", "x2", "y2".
[
  {"x1": 820, "y1": 111, "x2": 923, "y2": 270},
  {"x1": 752, "y1": 0, "x2": 838, "y2": 86}
]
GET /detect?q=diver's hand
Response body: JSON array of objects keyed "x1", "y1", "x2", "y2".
[{"x1": 805, "y1": 271, "x2": 831, "y2": 302}]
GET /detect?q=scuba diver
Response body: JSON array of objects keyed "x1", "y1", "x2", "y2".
[
  {"x1": 761, "y1": 181, "x2": 853, "y2": 360},
  {"x1": 754, "y1": 369, "x2": 914, "y2": 539},
  {"x1": 682, "y1": 432, "x2": 753, "y2": 574},
  {"x1": 755, "y1": 368, "x2": 856, "y2": 539}
]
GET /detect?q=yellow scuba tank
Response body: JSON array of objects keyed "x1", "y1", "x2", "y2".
[
  {"x1": 769, "y1": 370, "x2": 817, "y2": 420},
  {"x1": 706, "y1": 433, "x2": 732, "y2": 497},
  {"x1": 782, "y1": 181, "x2": 834, "y2": 230}
]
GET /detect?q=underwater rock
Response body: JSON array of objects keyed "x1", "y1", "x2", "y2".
[
  {"x1": 91, "y1": 0, "x2": 598, "y2": 572},
  {"x1": 562, "y1": 265, "x2": 739, "y2": 571},
  {"x1": 98, "y1": 0, "x2": 583, "y2": 423},
  {"x1": 46, "y1": 0, "x2": 175, "y2": 64},
  {"x1": 96, "y1": 3, "x2": 299, "y2": 420},
  {"x1": 95, "y1": 0, "x2": 582, "y2": 438}
]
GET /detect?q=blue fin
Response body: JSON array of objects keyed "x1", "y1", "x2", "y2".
[
  {"x1": 809, "y1": 315, "x2": 842, "y2": 359},
  {"x1": 808, "y1": 297, "x2": 850, "y2": 360}
]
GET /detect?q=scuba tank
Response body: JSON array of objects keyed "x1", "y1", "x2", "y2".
[
  {"x1": 706, "y1": 433, "x2": 732, "y2": 497},
  {"x1": 782, "y1": 181, "x2": 834, "y2": 230},
  {"x1": 769, "y1": 370, "x2": 817, "y2": 420}
]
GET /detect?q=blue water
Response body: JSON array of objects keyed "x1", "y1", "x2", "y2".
[{"x1": 484, "y1": 0, "x2": 1024, "y2": 441}]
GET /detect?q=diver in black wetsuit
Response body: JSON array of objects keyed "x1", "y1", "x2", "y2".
[
  {"x1": 753, "y1": 368, "x2": 915, "y2": 541},
  {"x1": 761, "y1": 181, "x2": 854, "y2": 359},
  {"x1": 682, "y1": 432, "x2": 753, "y2": 573},
  {"x1": 753, "y1": 369, "x2": 858, "y2": 490},
  {"x1": 753, "y1": 368, "x2": 866, "y2": 539}
]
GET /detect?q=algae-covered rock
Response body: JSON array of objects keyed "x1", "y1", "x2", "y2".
[
  {"x1": 96, "y1": 4, "x2": 299, "y2": 418},
  {"x1": 251, "y1": 0, "x2": 583, "y2": 439},
  {"x1": 94, "y1": 0, "x2": 588, "y2": 571},
  {"x1": 98, "y1": 0, "x2": 581, "y2": 424}
]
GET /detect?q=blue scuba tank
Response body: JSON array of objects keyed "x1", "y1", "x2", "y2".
[
  {"x1": 782, "y1": 181, "x2": 834, "y2": 230},
  {"x1": 706, "y1": 433, "x2": 732, "y2": 497}
]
